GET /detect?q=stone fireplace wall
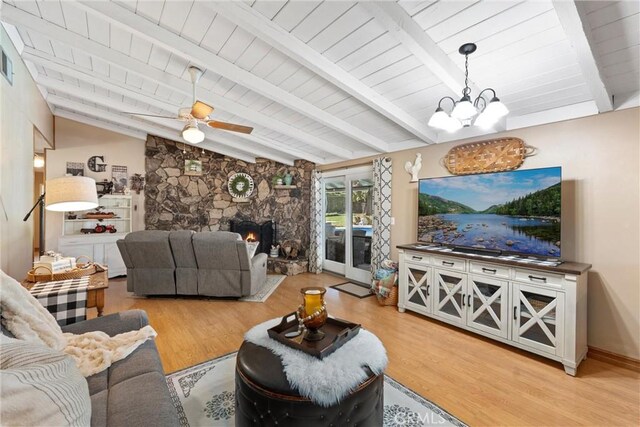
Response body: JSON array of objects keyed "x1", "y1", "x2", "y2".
[{"x1": 144, "y1": 136, "x2": 314, "y2": 249}]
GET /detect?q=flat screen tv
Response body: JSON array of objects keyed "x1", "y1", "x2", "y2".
[{"x1": 418, "y1": 167, "x2": 562, "y2": 259}]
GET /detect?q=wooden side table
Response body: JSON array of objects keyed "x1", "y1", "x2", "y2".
[{"x1": 22, "y1": 270, "x2": 109, "y2": 317}]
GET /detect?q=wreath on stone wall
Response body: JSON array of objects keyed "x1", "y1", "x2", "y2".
[{"x1": 228, "y1": 173, "x2": 255, "y2": 199}]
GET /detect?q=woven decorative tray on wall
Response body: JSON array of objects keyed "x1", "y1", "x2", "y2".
[{"x1": 443, "y1": 137, "x2": 535, "y2": 175}]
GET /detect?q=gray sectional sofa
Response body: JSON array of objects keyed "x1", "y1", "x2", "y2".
[
  {"x1": 1, "y1": 310, "x2": 179, "y2": 427},
  {"x1": 63, "y1": 310, "x2": 179, "y2": 426},
  {"x1": 117, "y1": 230, "x2": 267, "y2": 297}
]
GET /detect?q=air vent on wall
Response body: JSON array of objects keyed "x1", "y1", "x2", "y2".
[{"x1": 1, "y1": 47, "x2": 13, "y2": 85}]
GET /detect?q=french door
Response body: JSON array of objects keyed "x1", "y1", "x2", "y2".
[{"x1": 322, "y1": 166, "x2": 373, "y2": 284}]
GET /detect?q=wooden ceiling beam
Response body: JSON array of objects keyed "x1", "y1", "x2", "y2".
[
  {"x1": 209, "y1": 1, "x2": 437, "y2": 145},
  {"x1": 76, "y1": 0, "x2": 390, "y2": 153},
  {"x1": 23, "y1": 48, "x2": 325, "y2": 164},
  {"x1": 552, "y1": 1, "x2": 613, "y2": 112},
  {"x1": 362, "y1": 2, "x2": 481, "y2": 97},
  {"x1": 1, "y1": 3, "x2": 352, "y2": 160},
  {"x1": 38, "y1": 76, "x2": 293, "y2": 165}
]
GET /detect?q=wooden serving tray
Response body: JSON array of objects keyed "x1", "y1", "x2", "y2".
[
  {"x1": 268, "y1": 312, "x2": 361, "y2": 359},
  {"x1": 85, "y1": 213, "x2": 116, "y2": 219}
]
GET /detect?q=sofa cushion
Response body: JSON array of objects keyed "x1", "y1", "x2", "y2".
[
  {"x1": 108, "y1": 371, "x2": 180, "y2": 426},
  {"x1": 0, "y1": 336, "x2": 92, "y2": 426},
  {"x1": 107, "y1": 340, "x2": 164, "y2": 387},
  {"x1": 90, "y1": 389, "x2": 108, "y2": 427},
  {"x1": 124, "y1": 230, "x2": 176, "y2": 268}
]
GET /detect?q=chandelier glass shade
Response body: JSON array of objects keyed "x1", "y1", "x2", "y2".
[{"x1": 429, "y1": 43, "x2": 509, "y2": 132}]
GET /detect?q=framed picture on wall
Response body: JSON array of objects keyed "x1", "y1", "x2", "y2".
[
  {"x1": 185, "y1": 159, "x2": 203, "y2": 176},
  {"x1": 111, "y1": 165, "x2": 128, "y2": 194},
  {"x1": 66, "y1": 162, "x2": 84, "y2": 176}
]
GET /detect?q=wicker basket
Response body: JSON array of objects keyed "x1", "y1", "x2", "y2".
[
  {"x1": 377, "y1": 285, "x2": 399, "y2": 307},
  {"x1": 26, "y1": 256, "x2": 97, "y2": 282},
  {"x1": 443, "y1": 137, "x2": 535, "y2": 175}
]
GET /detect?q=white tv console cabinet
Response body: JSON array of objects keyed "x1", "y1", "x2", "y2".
[{"x1": 397, "y1": 244, "x2": 591, "y2": 375}]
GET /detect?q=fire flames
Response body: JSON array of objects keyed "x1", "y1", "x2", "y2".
[{"x1": 245, "y1": 232, "x2": 257, "y2": 242}]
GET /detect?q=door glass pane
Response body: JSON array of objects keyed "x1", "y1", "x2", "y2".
[
  {"x1": 437, "y1": 273, "x2": 463, "y2": 318},
  {"x1": 472, "y1": 281, "x2": 501, "y2": 330},
  {"x1": 408, "y1": 267, "x2": 427, "y2": 307},
  {"x1": 520, "y1": 291, "x2": 557, "y2": 347},
  {"x1": 351, "y1": 179, "x2": 373, "y2": 271},
  {"x1": 325, "y1": 178, "x2": 345, "y2": 264}
]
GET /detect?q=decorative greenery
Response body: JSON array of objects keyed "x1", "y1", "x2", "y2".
[
  {"x1": 228, "y1": 173, "x2": 254, "y2": 198},
  {"x1": 272, "y1": 174, "x2": 284, "y2": 185}
]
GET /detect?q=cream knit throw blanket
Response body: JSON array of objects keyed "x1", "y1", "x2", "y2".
[{"x1": 0, "y1": 270, "x2": 156, "y2": 377}]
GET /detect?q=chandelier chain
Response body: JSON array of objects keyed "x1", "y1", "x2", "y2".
[{"x1": 463, "y1": 54, "x2": 471, "y2": 97}]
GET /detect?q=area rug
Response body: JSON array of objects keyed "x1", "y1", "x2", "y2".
[
  {"x1": 166, "y1": 352, "x2": 466, "y2": 426},
  {"x1": 239, "y1": 275, "x2": 285, "y2": 303},
  {"x1": 330, "y1": 281, "x2": 374, "y2": 299}
]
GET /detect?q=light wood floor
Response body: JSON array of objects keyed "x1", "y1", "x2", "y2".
[{"x1": 96, "y1": 273, "x2": 639, "y2": 426}]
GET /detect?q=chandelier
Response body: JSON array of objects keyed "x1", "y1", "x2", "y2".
[{"x1": 428, "y1": 43, "x2": 509, "y2": 132}]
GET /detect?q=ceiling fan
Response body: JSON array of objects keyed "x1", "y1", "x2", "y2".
[{"x1": 125, "y1": 66, "x2": 253, "y2": 144}]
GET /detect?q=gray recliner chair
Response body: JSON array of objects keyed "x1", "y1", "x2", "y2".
[
  {"x1": 117, "y1": 230, "x2": 176, "y2": 295},
  {"x1": 192, "y1": 232, "x2": 267, "y2": 297},
  {"x1": 117, "y1": 230, "x2": 268, "y2": 297}
]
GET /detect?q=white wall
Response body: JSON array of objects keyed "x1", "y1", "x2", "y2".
[
  {"x1": 45, "y1": 117, "x2": 146, "y2": 251},
  {"x1": 0, "y1": 26, "x2": 53, "y2": 279},
  {"x1": 320, "y1": 108, "x2": 640, "y2": 359}
]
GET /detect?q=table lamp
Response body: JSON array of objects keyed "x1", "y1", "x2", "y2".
[{"x1": 24, "y1": 176, "x2": 99, "y2": 255}]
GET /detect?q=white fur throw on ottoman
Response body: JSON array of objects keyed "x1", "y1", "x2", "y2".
[{"x1": 244, "y1": 317, "x2": 388, "y2": 407}]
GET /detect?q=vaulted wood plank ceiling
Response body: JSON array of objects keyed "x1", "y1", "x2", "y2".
[{"x1": 2, "y1": 0, "x2": 638, "y2": 164}]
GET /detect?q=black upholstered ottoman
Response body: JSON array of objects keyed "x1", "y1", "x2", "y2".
[{"x1": 235, "y1": 341, "x2": 384, "y2": 427}]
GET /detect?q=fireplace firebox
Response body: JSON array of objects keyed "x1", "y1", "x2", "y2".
[{"x1": 230, "y1": 220, "x2": 276, "y2": 255}]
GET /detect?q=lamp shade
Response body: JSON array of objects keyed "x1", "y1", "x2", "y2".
[
  {"x1": 483, "y1": 98, "x2": 509, "y2": 119},
  {"x1": 182, "y1": 124, "x2": 205, "y2": 144},
  {"x1": 45, "y1": 176, "x2": 99, "y2": 212},
  {"x1": 451, "y1": 97, "x2": 477, "y2": 120},
  {"x1": 427, "y1": 108, "x2": 450, "y2": 130}
]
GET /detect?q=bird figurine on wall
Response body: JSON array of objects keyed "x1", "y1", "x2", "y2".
[{"x1": 405, "y1": 153, "x2": 422, "y2": 182}]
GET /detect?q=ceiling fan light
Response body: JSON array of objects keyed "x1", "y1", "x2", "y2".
[
  {"x1": 451, "y1": 97, "x2": 477, "y2": 120},
  {"x1": 428, "y1": 107, "x2": 450, "y2": 130},
  {"x1": 182, "y1": 123, "x2": 205, "y2": 144},
  {"x1": 484, "y1": 97, "x2": 509, "y2": 119}
]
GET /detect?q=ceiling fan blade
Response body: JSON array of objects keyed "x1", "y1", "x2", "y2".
[
  {"x1": 207, "y1": 120, "x2": 253, "y2": 134},
  {"x1": 191, "y1": 100, "x2": 214, "y2": 120},
  {"x1": 123, "y1": 112, "x2": 179, "y2": 119}
]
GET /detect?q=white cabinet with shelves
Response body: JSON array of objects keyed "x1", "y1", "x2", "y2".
[
  {"x1": 398, "y1": 247, "x2": 589, "y2": 376},
  {"x1": 63, "y1": 195, "x2": 132, "y2": 236},
  {"x1": 59, "y1": 195, "x2": 131, "y2": 278}
]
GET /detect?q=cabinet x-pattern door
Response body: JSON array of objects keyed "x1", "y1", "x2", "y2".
[
  {"x1": 513, "y1": 283, "x2": 564, "y2": 356},
  {"x1": 434, "y1": 269, "x2": 466, "y2": 325},
  {"x1": 467, "y1": 276, "x2": 509, "y2": 338},
  {"x1": 404, "y1": 263, "x2": 431, "y2": 314}
]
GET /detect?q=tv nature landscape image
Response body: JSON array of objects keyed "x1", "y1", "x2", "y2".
[{"x1": 418, "y1": 167, "x2": 562, "y2": 258}]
